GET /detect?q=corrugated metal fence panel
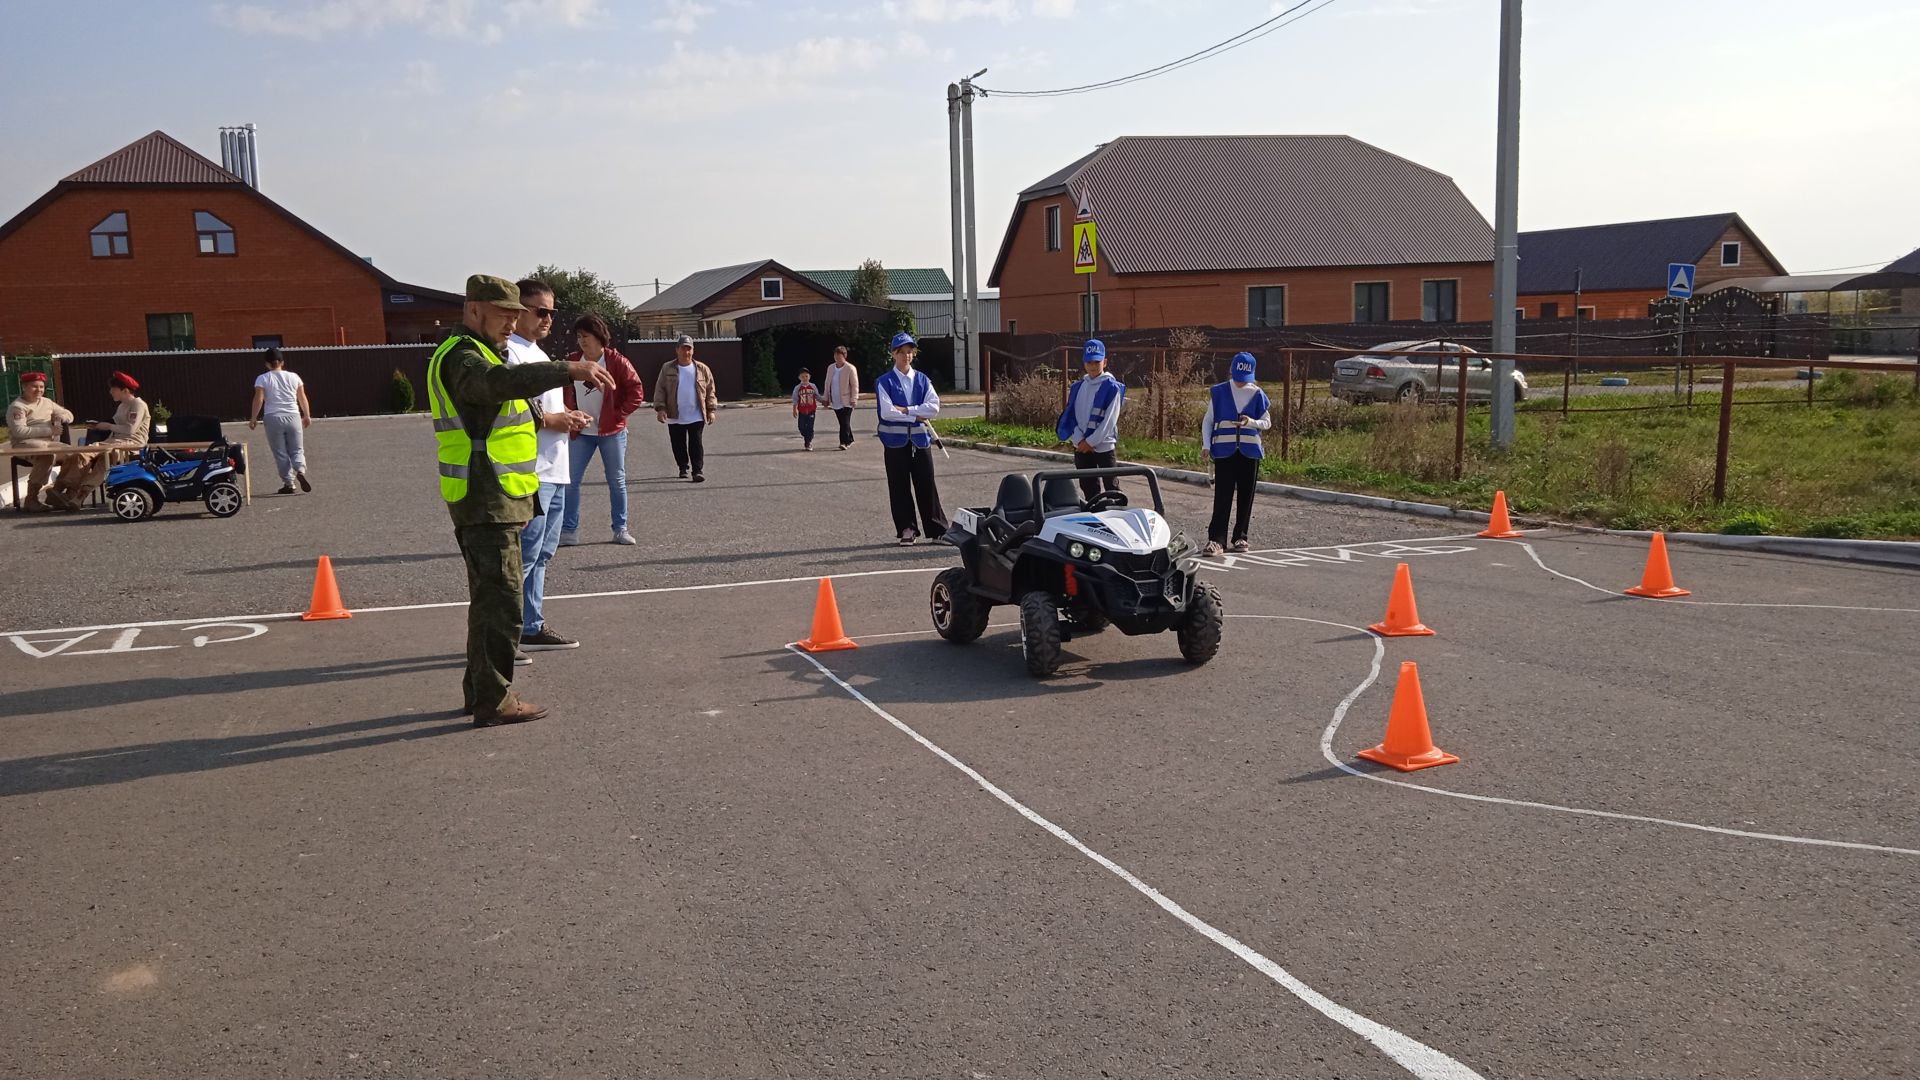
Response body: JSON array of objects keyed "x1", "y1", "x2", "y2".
[{"x1": 49, "y1": 338, "x2": 752, "y2": 423}]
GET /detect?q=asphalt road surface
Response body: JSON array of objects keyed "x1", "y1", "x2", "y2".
[{"x1": 5, "y1": 402, "x2": 1915, "y2": 1080}]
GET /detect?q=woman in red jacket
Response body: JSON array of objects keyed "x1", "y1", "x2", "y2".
[{"x1": 560, "y1": 314, "x2": 646, "y2": 545}]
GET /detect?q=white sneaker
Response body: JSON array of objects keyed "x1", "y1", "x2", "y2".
[
  {"x1": 613, "y1": 530, "x2": 636, "y2": 545},
  {"x1": 559, "y1": 530, "x2": 580, "y2": 547}
]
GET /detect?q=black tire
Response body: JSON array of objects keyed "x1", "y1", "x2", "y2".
[
  {"x1": 110, "y1": 487, "x2": 155, "y2": 522},
  {"x1": 1018, "y1": 590, "x2": 1063, "y2": 677},
  {"x1": 204, "y1": 480, "x2": 243, "y2": 518},
  {"x1": 1396, "y1": 381, "x2": 1424, "y2": 403},
  {"x1": 1176, "y1": 582, "x2": 1225, "y2": 665},
  {"x1": 930, "y1": 566, "x2": 990, "y2": 644}
]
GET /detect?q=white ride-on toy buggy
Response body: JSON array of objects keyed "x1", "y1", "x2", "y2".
[{"x1": 930, "y1": 466, "x2": 1223, "y2": 676}]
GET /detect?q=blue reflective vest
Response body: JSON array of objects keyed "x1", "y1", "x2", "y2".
[
  {"x1": 1056, "y1": 374, "x2": 1124, "y2": 443},
  {"x1": 876, "y1": 368, "x2": 933, "y2": 449},
  {"x1": 1208, "y1": 382, "x2": 1269, "y2": 460}
]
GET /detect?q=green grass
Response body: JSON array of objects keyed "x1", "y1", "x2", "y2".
[{"x1": 939, "y1": 380, "x2": 1920, "y2": 539}]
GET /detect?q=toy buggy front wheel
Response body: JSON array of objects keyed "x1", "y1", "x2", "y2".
[
  {"x1": 931, "y1": 567, "x2": 990, "y2": 644},
  {"x1": 1176, "y1": 582, "x2": 1225, "y2": 665},
  {"x1": 1018, "y1": 591, "x2": 1063, "y2": 677},
  {"x1": 110, "y1": 487, "x2": 155, "y2": 522},
  {"x1": 205, "y1": 480, "x2": 243, "y2": 518}
]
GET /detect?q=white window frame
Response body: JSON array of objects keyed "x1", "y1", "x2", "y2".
[
  {"x1": 1577, "y1": 305, "x2": 1597, "y2": 321},
  {"x1": 1720, "y1": 241, "x2": 1741, "y2": 266},
  {"x1": 1246, "y1": 284, "x2": 1287, "y2": 328},
  {"x1": 1045, "y1": 204, "x2": 1062, "y2": 252},
  {"x1": 760, "y1": 277, "x2": 784, "y2": 301}
]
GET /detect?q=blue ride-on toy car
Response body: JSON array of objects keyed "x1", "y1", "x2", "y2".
[{"x1": 102, "y1": 414, "x2": 247, "y2": 522}]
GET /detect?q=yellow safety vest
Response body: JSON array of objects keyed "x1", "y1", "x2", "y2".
[{"x1": 426, "y1": 335, "x2": 540, "y2": 503}]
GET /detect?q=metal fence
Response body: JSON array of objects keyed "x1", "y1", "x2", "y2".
[
  {"x1": 985, "y1": 341, "x2": 1919, "y2": 507},
  {"x1": 32, "y1": 337, "x2": 748, "y2": 424}
]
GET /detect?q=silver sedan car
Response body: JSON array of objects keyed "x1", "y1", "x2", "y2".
[{"x1": 1328, "y1": 340, "x2": 1527, "y2": 404}]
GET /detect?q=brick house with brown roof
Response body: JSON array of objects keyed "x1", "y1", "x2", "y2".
[
  {"x1": 1516, "y1": 213, "x2": 1788, "y2": 320},
  {"x1": 0, "y1": 130, "x2": 461, "y2": 355},
  {"x1": 987, "y1": 135, "x2": 1497, "y2": 335}
]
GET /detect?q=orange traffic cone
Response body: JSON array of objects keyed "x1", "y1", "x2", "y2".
[
  {"x1": 1356, "y1": 661, "x2": 1459, "y2": 772},
  {"x1": 1477, "y1": 490, "x2": 1522, "y2": 539},
  {"x1": 796, "y1": 577, "x2": 858, "y2": 652},
  {"x1": 1368, "y1": 562, "x2": 1434, "y2": 637},
  {"x1": 301, "y1": 556, "x2": 352, "y2": 621},
  {"x1": 1624, "y1": 532, "x2": 1690, "y2": 598}
]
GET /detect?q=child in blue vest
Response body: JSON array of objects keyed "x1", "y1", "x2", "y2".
[
  {"x1": 1057, "y1": 338, "x2": 1126, "y2": 501},
  {"x1": 1200, "y1": 352, "x2": 1272, "y2": 555},
  {"x1": 875, "y1": 332, "x2": 949, "y2": 544}
]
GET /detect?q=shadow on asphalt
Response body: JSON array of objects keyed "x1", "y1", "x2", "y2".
[
  {"x1": 0, "y1": 709, "x2": 469, "y2": 797},
  {"x1": 0, "y1": 655, "x2": 463, "y2": 718},
  {"x1": 188, "y1": 552, "x2": 459, "y2": 576},
  {"x1": 767, "y1": 636, "x2": 1231, "y2": 705}
]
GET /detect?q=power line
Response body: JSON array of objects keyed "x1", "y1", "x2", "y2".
[
  {"x1": 976, "y1": 0, "x2": 1345, "y2": 99},
  {"x1": 1795, "y1": 257, "x2": 1906, "y2": 274}
]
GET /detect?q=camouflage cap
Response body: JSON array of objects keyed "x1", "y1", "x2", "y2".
[{"x1": 465, "y1": 274, "x2": 526, "y2": 311}]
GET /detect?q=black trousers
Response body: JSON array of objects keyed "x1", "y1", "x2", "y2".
[
  {"x1": 833, "y1": 407, "x2": 855, "y2": 446},
  {"x1": 1072, "y1": 448, "x2": 1120, "y2": 500},
  {"x1": 668, "y1": 420, "x2": 706, "y2": 474},
  {"x1": 1209, "y1": 453, "x2": 1259, "y2": 543},
  {"x1": 797, "y1": 411, "x2": 816, "y2": 445},
  {"x1": 884, "y1": 443, "x2": 949, "y2": 537}
]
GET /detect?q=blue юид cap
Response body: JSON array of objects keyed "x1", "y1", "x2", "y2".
[
  {"x1": 1231, "y1": 352, "x2": 1257, "y2": 382},
  {"x1": 1082, "y1": 339, "x2": 1106, "y2": 363},
  {"x1": 889, "y1": 331, "x2": 918, "y2": 351}
]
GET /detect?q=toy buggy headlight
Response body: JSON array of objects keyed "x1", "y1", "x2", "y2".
[
  {"x1": 1068, "y1": 541, "x2": 1086, "y2": 559},
  {"x1": 1087, "y1": 547, "x2": 1104, "y2": 563},
  {"x1": 1167, "y1": 533, "x2": 1195, "y2": 561}
]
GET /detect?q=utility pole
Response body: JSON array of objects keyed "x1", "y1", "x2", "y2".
[
  {"x1": 946, "y1": 83, "x2": 968, "y2": 389},
  {"x1": 1489, "y1": 0, "x2": 1522, "y2": 450},
  {"x1": 960, "y1": 71, "x2": 987, "y2": 394}
]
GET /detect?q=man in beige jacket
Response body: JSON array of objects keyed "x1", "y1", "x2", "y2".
[
  {"x1": 653, "y1": 334, "x2": 718, "y2": 482},
  {"x1": 6, "y1": 371, "x2": 73, "y2": 511}
]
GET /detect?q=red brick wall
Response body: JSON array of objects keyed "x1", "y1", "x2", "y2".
[
  {"x1": 0, "y1": 186, "x2": 387, "y2": 353},
  {"x1": 1518, "y1": 289, "x2": 1662, "y2": 320},
  {"x1": 995, "y1": 196, "x2": 1494, "y2": 333}
]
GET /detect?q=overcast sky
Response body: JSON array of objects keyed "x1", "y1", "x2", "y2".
[{"x1": 3, "y1": 0, "x2": 1915, "y2": 301}]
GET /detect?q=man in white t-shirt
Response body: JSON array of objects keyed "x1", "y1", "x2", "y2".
[
  {"x1": 506, "y1": 279, "x2": 593, "y2": 653},
  {"x1": 248, "y1": 349, "x2": 313, "y2": 494}
]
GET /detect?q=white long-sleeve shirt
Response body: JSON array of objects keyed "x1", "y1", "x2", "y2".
[
  {"x1": 1199, "y1": 382, "x2": 1272, "y2": 450},
  {"x1": 1065, "y1": 373, "x2": 1123, "y2": 452},
  {"x1": 879, "y1": 367, "x2": 939, "y2": 423}
]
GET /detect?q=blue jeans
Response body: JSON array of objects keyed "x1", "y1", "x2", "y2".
[
  {"x1": 521, "y1": 482, "x2": 567, "y2": 634},
  {"x1": 563, "y1": 430, "x2": 628, "y2": 533}
]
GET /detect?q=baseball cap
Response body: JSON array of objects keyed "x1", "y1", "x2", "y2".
[
  {"x1": 1083, "y1": 339, "x2": 1106, "y2": 363},
  {"x1": 675, "y1": 334, "x2": 695, "y2": 346},
  {"x1": 1231, "y1": 352, "x2": 1257, "y2": 383},
  {"x1": 889, "y1": 332, "x2": 918, "y2": 351}
]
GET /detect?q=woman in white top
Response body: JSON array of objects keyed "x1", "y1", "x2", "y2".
[{"x1": 248, "y1": 348, "x2": 313, "y2": 494}]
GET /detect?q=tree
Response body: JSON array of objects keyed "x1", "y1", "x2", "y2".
[
  {"x1": 524, "y1": 264, "x2": 638, "y2": 357},
  {"x1": 849, "y1": 258, "x2": 890, "y2": 306}
]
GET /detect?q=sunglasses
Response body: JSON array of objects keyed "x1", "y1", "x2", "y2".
[{"x1": 531, "y1": 307, "x2": 556, "y2": 318}]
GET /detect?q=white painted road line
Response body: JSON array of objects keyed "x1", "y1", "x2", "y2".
[
  {"x1": 1490, "y1": 537, "x2": 1920, "y2": 613},
  {"x1": 789, "y1": 643, "x2": 1490, "y2": 1080},
  {"x1": 1, "y1": 565, "x2": 944, "y2": 640},
  {"x1": 1238, "y1": 614, "x2": 1920, "y2": 858}
]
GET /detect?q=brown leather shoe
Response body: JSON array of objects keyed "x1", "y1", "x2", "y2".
[{"x1": 472, "y1": 700, "x2": 548, "y2": 728}]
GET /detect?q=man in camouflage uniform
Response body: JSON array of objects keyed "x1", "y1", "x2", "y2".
[{"x1": 434, "y1": 275, "x2": 614, "y2": 727}]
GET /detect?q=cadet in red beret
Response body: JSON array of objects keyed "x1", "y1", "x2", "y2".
[
  {"x1": 6, "y1": 371, "x2": 73, "y2": 511},
  {"x1": 45, "y1": 371, "x2": 151, "y2": 510}
]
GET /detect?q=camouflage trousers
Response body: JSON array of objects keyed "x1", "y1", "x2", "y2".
[{"x1": 457, "y1": 523, "x2": 525, "y2": 717}]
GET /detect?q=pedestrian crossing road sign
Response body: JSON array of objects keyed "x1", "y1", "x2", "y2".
[
  {"x1": 1073, "y1": 220, "x2": 1098, "y2": 274},
  {"x1": 1666, "y1": 262, "x2": 1695, "y2": 299}
]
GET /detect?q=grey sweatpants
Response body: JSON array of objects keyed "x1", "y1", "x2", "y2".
[{"x1": 264, "y1": 414, "x2": 306, "y2": 484}]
